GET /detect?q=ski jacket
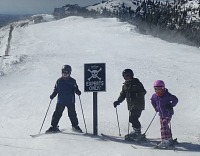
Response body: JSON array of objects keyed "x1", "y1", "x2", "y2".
[
  {"x1": 151, "y1": 89, "x2": 178, "y2": 118},
  {"x1": 117, "y1": 78, "x2": 146, "y2": 111},
  {"x1": 51, "y1": 77, "x2": 81, "y2": 106}
]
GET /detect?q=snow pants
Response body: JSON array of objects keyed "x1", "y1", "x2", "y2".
[
  {"x1": 51, "y1": 103, "x2": 79, "y2": 127},
  {"x1": 160, "y1": 117, "x2": 172, "y2": 140},
  {"x1": 129, "y1": 110, "x2": 142, "y2": 129}
]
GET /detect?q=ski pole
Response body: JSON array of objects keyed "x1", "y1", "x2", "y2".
[
  {"x1": 128, "y1": 98, "x2": 132, "y2": 136},
  {"x1": 169, "y1": 122, "x2": 177, "y2": 144},
  {"x1": 169, "y1": 121, "x2": 173, "y2": 139},
  {"x1": 78, "y1": 95, "x2": 87, "y2": 133},
  {"x1": 127, "y1": 111, "x2": 131, "y2": 136},
  {"x1": 142, "y1": 112, "x2": 157, "y2": 136},
  {"x1": 39, "y1": 99, "x2": 52, "y2": 134},
  {"x1": 115, "y1": 107, "x2": 121, "y2": 136},
  {"x1": 169, "y1": 122, "x2": 172, "y2": 135}
]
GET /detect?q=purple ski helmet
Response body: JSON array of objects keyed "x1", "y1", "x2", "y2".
[{"x1": 153, "y1": 80, "x2": 165, "y2": 88}]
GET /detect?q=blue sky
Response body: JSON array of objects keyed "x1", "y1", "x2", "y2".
[{"x1": 0, "y1": 0, "x2": 102, "y2": 14}]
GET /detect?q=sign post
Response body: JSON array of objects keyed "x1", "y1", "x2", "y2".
[
  {"x1": 84, "y1": 63, "x2": 106, "y2": 135},
  {"x1": 93, "y1": 92, "x2": 97, "y2": 135}
]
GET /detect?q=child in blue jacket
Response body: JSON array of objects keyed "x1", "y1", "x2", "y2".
[{"x1": 46, "y1": 65, "x2": 82, "y2": 133}]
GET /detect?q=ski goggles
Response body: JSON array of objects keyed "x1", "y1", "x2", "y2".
[
  {"x1": 123, "y1": 74, "x2": 132, "y2": 80},
  {"x1": 154, "y1": 87, "x2": 164, "y2": 91},
  {"x1": 62, "y1": 70, "x2": 70, "y2": 74}
]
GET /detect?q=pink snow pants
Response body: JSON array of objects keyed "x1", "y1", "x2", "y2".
[{"x1": 160, "y1": 117, "x2": 172, "y2": 140}]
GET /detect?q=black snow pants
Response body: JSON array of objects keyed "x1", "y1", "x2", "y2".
[
  {"x1": 51, "y1": 103, "x2": 79, "y2": 127},
  {"x1": 129, "y1": 110, "x2": 142, "y2": 129}
]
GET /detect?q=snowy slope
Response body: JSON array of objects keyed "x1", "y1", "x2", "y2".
[{"x1": 0, "y1": 16, "x2": 200, "y2": 155}]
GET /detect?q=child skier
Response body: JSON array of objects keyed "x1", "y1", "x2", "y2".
[
  {"x1": 151, "y1": 80, "x2": 178, "y2": 148},
  {"x1": 46, "y1": 65, "x2": 82, "y2": 133},
  {"x1": 113, "y1": 69, "x2": 146, "y2": 140}
]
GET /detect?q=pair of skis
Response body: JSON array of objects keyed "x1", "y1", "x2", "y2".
[
  {"x1": 101, "y1": 133, "x2": 178, "y2": 151},
  {"x1": 30, "y1": 128, "x2": 83, "y2": 138},
  {"x1": 30, "y1": 131, "x2": 178, "y2": 151}
]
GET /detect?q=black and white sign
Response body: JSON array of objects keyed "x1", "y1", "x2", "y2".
[{"x1": 84, "y1": 63, "x2": 106, "y2": 92}]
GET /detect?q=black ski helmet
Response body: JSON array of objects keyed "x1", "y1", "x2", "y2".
[
  {"x1": 122, "y1": 69, "x2": 134, "y2": 77},
  {"x1": 62, "y1": 65, "x2": 72, "y2": 73}
]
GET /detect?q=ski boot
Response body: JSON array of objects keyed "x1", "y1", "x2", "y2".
[
  {"x1": 45, "y1": 126, "x2": 60, "y2": 134},
  {"x1": 72, "y1": 125, "x2": 83, "y2": 133},
  {"x1": 125, "y1": 128, "x2": 145, "y2": 141},
  {"x1": 156, "y1": 138, "x2": 174, "y2": 149}
]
